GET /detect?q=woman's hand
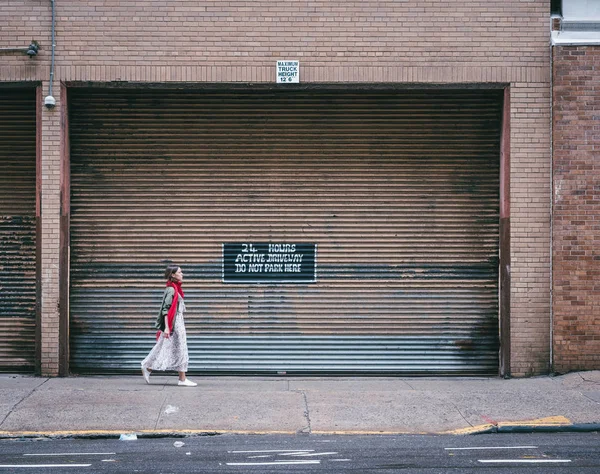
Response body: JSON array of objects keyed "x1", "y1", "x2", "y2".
[{"x1": 164, "y1": 316, "x2": 170, "y2": 338}]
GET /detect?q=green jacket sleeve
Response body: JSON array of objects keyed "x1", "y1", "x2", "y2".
[{"x1": 155, "y1": 286, "x2": 175, "y2": 330}]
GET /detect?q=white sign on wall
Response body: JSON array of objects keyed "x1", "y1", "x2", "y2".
[{"x1": 276, "y1": 60, "x2": 299, "y2": 83}]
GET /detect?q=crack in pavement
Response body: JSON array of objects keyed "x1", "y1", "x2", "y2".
[
  {"x1": 580, "y1": 374, "x2": 600, "y2": 386},
  {"x1": 581, "y1": 392, "x2": 600, "y2": 404},
  {"x1": 449, "y1": 401, "x2": 474, "y2": 428},
  {"x1": 292, "y1": 390, "x2": 312, "y2": 434}
]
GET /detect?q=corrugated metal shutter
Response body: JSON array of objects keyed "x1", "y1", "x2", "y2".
[
  {"x1": 0, "y1": 88, "x2": 37, "y2": 373},
  {"x1": 68, "y1": 87, "x2": 501, "y2": 375}
]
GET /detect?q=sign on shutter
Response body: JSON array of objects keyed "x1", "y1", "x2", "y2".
[{"x1": 223, "y1": 243, "x2": 317, "y2": 283}]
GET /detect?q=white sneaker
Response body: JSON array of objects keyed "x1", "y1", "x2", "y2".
[
  {"x1": 141, "y1": 365, "x2": 151, "y2": 384},
  {"x1": 178, "y1": 378, "x2": 197, "y2": 387}
]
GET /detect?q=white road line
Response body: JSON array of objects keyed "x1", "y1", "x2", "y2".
[
  {"x1": 0, "y1": 465, "x2": 92, "y2": 469},
  {"x1": 227, "y1": 461, "x2": 320, "y2": 466},
  {"x1": 228, "y1": 449, "x2": 314, "y2": 454},
  {"x1": 445, "y1": 446, "x2": 538, "y2": 451},
  {"x1": 24, "y1": 453, "x2": 115, "y2": 456},
  {"x1": 478, "y1": 459, "x2": 572, "y2": 464},
  {"x1": 284, "y1": 452, "x2": 339, "y2": 457}
]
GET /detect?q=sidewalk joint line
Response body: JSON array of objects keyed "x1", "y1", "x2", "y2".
[
  {"x1": 0, "y1": 378, "x2": 50, "y2": 429},
  {"x1": 155, "y1": 393, "x2": 169, "y2": 430}
]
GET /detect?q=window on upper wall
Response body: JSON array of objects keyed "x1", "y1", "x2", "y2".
[
  {"x1": 551, "y1": 0, "x2": 600, "y2": 44},
  {"x1": 561, "y1": 0, "x2": 600, "y2": 21}
]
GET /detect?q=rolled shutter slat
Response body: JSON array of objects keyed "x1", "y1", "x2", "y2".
[{"x1": 0, "y1": 88, "x2": 37, "y2": 373}]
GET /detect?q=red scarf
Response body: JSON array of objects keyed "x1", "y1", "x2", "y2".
[{"x1": 156, "y1": 280, "x2": 184, "y2": 340}]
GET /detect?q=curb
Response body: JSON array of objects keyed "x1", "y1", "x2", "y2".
[
  {"x1": 454, "y1": 423, "x2": 600, "y2": 435},
  {"x1": 444, "y1": 416, "x2": 600, "y2": 435},
  {"x1": 496, "y1": 423, "x2": 600, "y2": 434},
  {"x1": 2, "y1": 424, "x2": 599, "y2": 440},
  {"x1": 0, "y1": 429, "x2": 298, "y2": 440}
]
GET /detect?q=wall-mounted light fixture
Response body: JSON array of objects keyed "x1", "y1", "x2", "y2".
[
  {"x1": 45, "y1": 0, "x2": 56, "y2": 109},
  {"x1": 26, "y1": 41, "x2": 39, "y2": 57},
  {"x1": 0, "y1": 40, "x2": 40, "y2": 58}
]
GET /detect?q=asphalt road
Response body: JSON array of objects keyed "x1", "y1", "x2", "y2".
[{"x1": 0, "y1": 432, "x2": 599, "y2": 473}]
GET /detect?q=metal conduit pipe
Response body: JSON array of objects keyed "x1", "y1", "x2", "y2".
[
  {"x1": 0, "y1": 42, "x2": 39, "y2": 57},
  {"x1": 45, "y1": 0, "x2": 56, "y2": 108}
]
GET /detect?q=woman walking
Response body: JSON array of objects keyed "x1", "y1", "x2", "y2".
[{"x1": 141, "y1": 265, "x2": 196, "y2": 386}]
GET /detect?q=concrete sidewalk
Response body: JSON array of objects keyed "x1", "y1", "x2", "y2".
[{"x1": 1, "y1": 371, "x2": 599, "y2": 438}]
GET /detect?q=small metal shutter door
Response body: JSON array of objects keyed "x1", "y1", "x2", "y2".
[
  {"x1": 0, "y1": 88, "x2": 37, "y2": 372},
  {"x1": 69, "y1": 88, "x2": 501, "y2": 375}
]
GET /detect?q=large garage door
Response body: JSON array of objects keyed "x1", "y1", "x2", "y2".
[
  {"x1": 0, "y1": 87, "x2": 37, "y2": 373},
  {"x1": 69, "y1": 87, "x2": 501, "y2": 374}
]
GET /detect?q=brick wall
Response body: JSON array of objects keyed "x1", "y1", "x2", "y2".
[
  {"x1": 511, "y1": 82, "x2": 552, "y2": 376},
  {"x1": 552, "y1": 46, "x2": 600, "y2": 373},
  {"x1": 0, "y1": 0, "x2": 50, "y2": 80},
  {"x1": 1, "y1": 1, "x2": 550, "y2": 81},
  {"x1": 1, "y1": 1, "x2": 551, "y2": 376}
]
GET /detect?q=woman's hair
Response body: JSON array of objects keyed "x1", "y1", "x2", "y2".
[{"x1": 164, "y1": 265, "x2": 180, "y2": 281}]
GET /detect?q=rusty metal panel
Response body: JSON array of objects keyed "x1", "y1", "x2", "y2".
[
  {"x1": 68, "y1": 87, "x2": 501, "y2": 374},
  {"x1": 0, "y1": 88, "x2": 37, "y2": 373}
]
